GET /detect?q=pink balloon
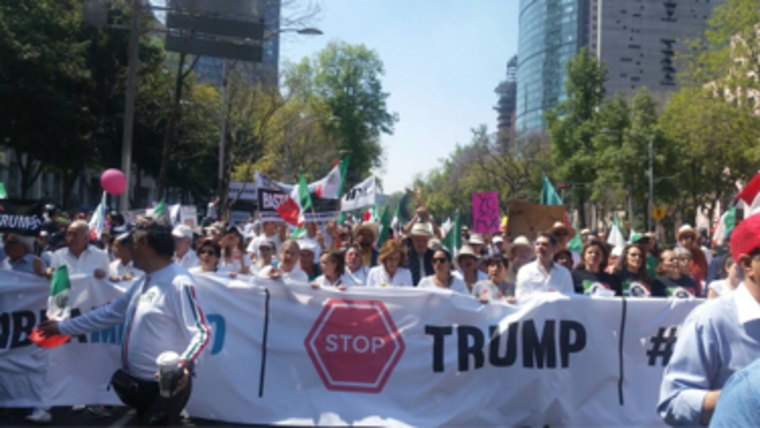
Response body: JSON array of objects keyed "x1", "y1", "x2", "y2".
[{"x1": 101, "y1": 169, "x2": 126, "y2": 195}]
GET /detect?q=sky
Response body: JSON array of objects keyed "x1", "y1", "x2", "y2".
[{"x1": 280, "y1": 0, "x2": 520, "y2": 194}]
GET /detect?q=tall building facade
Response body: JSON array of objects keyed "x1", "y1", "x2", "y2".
[
  {"x1": 515, "y1": 0, "x2": 590, "y2": 134},
  {"x1": 595, "y1": 0, "x2": 721, "y2": 95},
  {"x1": 494, "y1": 55, "x2": 518, "y2": 143}
]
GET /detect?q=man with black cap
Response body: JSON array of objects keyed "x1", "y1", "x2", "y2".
[
  {"x1": 658, "y1": 213, "x2": 760, "y2": 426},
  {"x1": 38, "y1": 214, "x2": 211, "y2": 426}
]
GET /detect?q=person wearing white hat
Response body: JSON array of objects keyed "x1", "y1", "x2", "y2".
[
  {"x1": 407, "y1": 222, "x2": 435, "y2": 286},
  {"x1": 298, "y1": 239, "x2": 322, "y2": 281},
  {"x1": 453, "y1": 245, "x2": 488, "y2": 291},
  {"x1": 515, "y1": 232, "x2": 574, "y2": 299},
  {"x1": 505, "y1": 236, "x2": 534, "y2": 285},
  {"x1": 247, "y1": 221, "x2": 286, "y2": 263},
  {"x1": 172, "y1": 225, "x2": 200, "y2": 270},
  {"x1": 468, "y1": 234, "x2": 486, "y2": 256}
]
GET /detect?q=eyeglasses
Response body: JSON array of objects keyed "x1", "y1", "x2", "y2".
[
  {"x1": 199, "y1": 250, "x2": 217, "y2": 256},
  {"x1": 432, "y1": 258, "x2": 448, "y2": 264}
]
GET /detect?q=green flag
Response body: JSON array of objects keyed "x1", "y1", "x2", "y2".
[
  {"x1": 724, "y1": 207, "x2": 737, "y2": 239},
  {"x1": 291, "y1": 225, "x2": 307, "y2": 238},
  {"x1": 568, "y1": 229, "x2": 584, "y2": 254},
  {"x1": 607, "y1": 213, "x2": 626, "y2": 249},
  {"x1": 377, "y1": 206, "x2": 391, "y2": 247},
  {"x1": 442, "y1": 211, "x2": 462, "y2": 252},
  {"x1": 541, "y1": 174, "x2": 562, "y2": 205},
  {"x1": 48, "y1": 265, "x2": 71, "y2": 320},
  {"x1": 152, "y1": 199, "x2": 166, "y2": 216},
  {"x1": 0, "y1": 183, "x2": 7, "y2": 199},
  {"x1": 336, "y1": 157, "x2": 350, "y2": 198},
  {"x1": 337, "y1": 212, "x2": 346, "y2": 225}
]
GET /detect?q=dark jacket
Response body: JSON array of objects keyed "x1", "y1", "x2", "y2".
[{"x1": 407, "y1": 248, "x2": 434, "y2": 286}]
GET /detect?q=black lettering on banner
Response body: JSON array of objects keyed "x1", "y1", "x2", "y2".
[
  {"x1": 425, "y1": 325, "x2": 452, "y2": 373},
  {"x1": 559, "y1": 320, "x2": 586, "y2": 368},
  {"x1": 457, "y1": 326, "x2": 485, "y2": 371},
  {"x1": 0, "y1": 312, "x2": 9, "y2": 348},
  {"x1": 10, "y1": 310, "x2": 35, "y2": 349},
  {"x1": 522, "y1": 320, "x2": 556, "y2": 369},
  {"x1": 489, "y1": 324, "x2": 518, "y2": 367}
]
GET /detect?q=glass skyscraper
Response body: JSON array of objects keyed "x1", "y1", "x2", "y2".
[{"x1": 516, "y1": 0, "x2": 589, "y2": 134}]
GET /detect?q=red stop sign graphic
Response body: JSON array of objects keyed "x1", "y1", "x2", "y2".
[{"x1": 304, "y1": 299, "x2": 405, "y2": 393}]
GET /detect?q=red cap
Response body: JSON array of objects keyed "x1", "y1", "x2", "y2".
[{"x1": 731, "y1": 213, "x2": 760, "y2": 263}]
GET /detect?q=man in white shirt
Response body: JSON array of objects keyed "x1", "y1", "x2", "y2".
[
  {"x1": 258, "y1": 239, "x2": 308, "y2": 284},
  {"x1": 172, "y1": 225, "x2": 199, "y2": 270},
  {"x1": 109, "y1": 233, "x2": 144, "y2": 281},
  {"x1": 344, "y1": 245, "x2": 368, "y2": 285},
  {"x1": 39, "y1": 215, "x2": 211, "y2": 426},
  {"x1": 516, "y1": 232, "x2": 574, "y2": 299},
  {"x1": 247, "y1": 221, "x2": 285, "y2": 261},
  {"x1": 45, "y1": 220, "x2": 109, "y2": 279}
]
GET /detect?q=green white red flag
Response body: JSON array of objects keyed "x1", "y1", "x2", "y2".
[
  {"x1": 276, "y1": 174, "x2": 313, "y2": 227},
  {"x1": 315, "y1": 158, "x2": 349, "y2": 199}
]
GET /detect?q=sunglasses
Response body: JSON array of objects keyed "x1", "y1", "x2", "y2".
[
  {"x1": 432, "y1": 258, "x2": 448, "y2": 264},
  {"x1": 199, "y1": 250, "x2": 217, "y2": 256}
]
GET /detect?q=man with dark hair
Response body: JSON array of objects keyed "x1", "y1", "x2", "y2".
[
  {"x1": 658, "y1": 213, "x2": 760, "y2": 426},
  {"x1": 515, "y1": 232, "x2": 573, "y2": 299},
  {"x1": 38, "y1": 215, "x2": 211, "y2": 426},
  {"x1": 471, "y1": 254, "x2": 516, "y2": 303}
]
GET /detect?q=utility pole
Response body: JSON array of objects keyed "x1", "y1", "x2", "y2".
[
  {"x1": 648, "y1": 137, "x2": 654, "y2": 232},
  {"x1": 119, "y1": 0, "x2": 140, "y2": 212},
  {"x1": 218, "y1": 60, "x2": 228, "y2": 199}
]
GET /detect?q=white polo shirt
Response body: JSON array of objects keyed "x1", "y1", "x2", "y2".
[
  {"x1": 174, "y1": 249, "x2": 200, "y2": 270},
  {"x1": 515, "y1": 260, "x2": 574, "y2": 299},
  {"x1": 109, "y1": 259, "x2": 144, "y2": 279},
  {"x1": 50, "y1": 246, "x2": 110, "y2": 276},
  {"x1": 258, "y1": 265, "x2": 308, "y2": 284},
  {"x1": 366, "y1": 266, "x2": 413, "y2": 287}
]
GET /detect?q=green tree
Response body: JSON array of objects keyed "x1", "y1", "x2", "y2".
[
  {"x1": 545, "y1": 48, "x2": 608, "y2": 227},
  {"x1": 286, "y1": 41, "x2": 398, "y2": 186}
]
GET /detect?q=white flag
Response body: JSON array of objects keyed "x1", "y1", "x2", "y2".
[{"x1": 340, "y1": 176, "x2": 376, "y2": 212}]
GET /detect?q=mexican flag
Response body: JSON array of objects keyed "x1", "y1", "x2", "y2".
[
  {"x1": 442, "y1": 212, "x2": 462, "y2": 253},
  {"x1": 47, "y1": 265, "x2": 72, "y2": 321},
  {"x1": 149, "y1": 199, "x2": 166, "y2": 216},
  {"x1": 607, "y1": 213, "x2": 626, "y2": 249},
  {"x1": 363, "y1": 205, "x2": 379, "y2": 223},
  {"x1": 390, "y1": 203, "x2": 401, "y2": 237},
  {"x1": 89, "y1": 191, "x2": 108, "y2": 241},
  {"x1": 377, "y1": 206, "x2": 391, "y2": 247},
  {"x1": 568, "y1": 228, "x2": 584, "y2": 254},
  {"x1": 276, "y1": 174, "x2": 313, "y2": 227},
  {"x1": 713, "y1": 207, "x2": 737, "y2": 244},
  {"x1": 315, "y1": 158, "x2": 349, "y2": 199}
]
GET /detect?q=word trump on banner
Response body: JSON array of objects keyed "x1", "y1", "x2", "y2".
[
  {"x1": 305, "y1": 299, "x2": 405, "y2": 393},
  {"x1": 472, "y1": 192, "x2": 500, "y2": 234}
]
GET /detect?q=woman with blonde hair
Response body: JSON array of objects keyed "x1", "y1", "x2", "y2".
[{"x1": 366, "y1": 240, "x2": 413, "y2": 287}]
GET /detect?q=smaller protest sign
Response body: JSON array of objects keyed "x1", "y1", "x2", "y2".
[
  {"x1": 472, "y1": 192, "x2": 500, "y2": 234},
  {"x1": 257, "y1": 189, "x2": 339, "y2": 223},
  {"x1": 0, "y1": 200, "x2": 45, "y2": 236},
  {"x1": 341, "y1": 176, "x2": 376, "y2": 212},
  {"x1": 228, "y1": 182, "x2": 258, "y2": 201},
  {"x1": 504, "y1": 201, "x2": 566, "y2": 241}
]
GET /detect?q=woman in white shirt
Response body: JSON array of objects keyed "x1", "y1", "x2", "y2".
[
  {"x1": 366, "y1": 240, "x2": 413, "y2": 287},
  {"x1": 419, "y1": 249, "x2": 468, "y2": 294},
  {"x1": 452, "y1": 244, "x2": 488, "y2": 292},
  {"x1": 707, "y1": 255, "x2": 741, "y2": 299},
  {"x1": 312, "y1": 250, "x2": 357, "y2": 290},
  {"x1": 188, "y1": 240, "x2": 234, "y2": 276},
  {"x1": 219, "y1": 226, "x2": 251, "y2": 274}
]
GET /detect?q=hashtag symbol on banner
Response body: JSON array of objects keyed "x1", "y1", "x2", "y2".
[{"x1": 647, "y1": 326, "x2": 678, "y2": 366}]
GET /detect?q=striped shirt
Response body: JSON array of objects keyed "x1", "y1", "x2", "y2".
[{"x1": 60, "y1": 263, "x2": 211, "y2": 381}]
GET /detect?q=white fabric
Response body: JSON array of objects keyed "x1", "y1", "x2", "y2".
[
  {"x1": 175, "y1": 249, "x2": 200, "y2": 270},
  {"x1": 707, "y1": 279, "x2": 734, "y2": 297},
  {"x1": 1, "y1": 272, "x2": 706, "y2": 426},
  {"x1": 734, "y1": 283, "x2": 760, "y2": 324},
  {"x1": 312, "y1": 274, "x2": 357, "y2": 287},
  {"x1": 108, "y1": 259, "x2": 144, "y2": 279},
  {"x1": 347, "y1": 266, "x2": 369, "y2": 285},
  {"x1": 365, "y1": 266, "x2": 413, "y2": 287},
  {"x1": 340, "y1": 176, "x2": 376, "y2": 212},
  {"x1": 257, "y1": 265, "x2": 308, "y2": 284},
  {"x1": 418, "y1": 275, "x2": 468, "y2": 294},
  {"x1": 219, "y1": 253, "x2": 252, "y2": 273},
  {"x1": 50, "y1": 246, "x2": 110, "y2": 276},
  {"x1": 247, "y1": 234, "x2": 283, "y2": 260},
  {"x1": 453, "y1": 269, "x2": 488, "y2": 283},
  {"x1": 59, "y1": 264, "x2": 211, "y2": 381},
  {"x1": 515, "y1": 260, "x2": 574, "y2": 299}
]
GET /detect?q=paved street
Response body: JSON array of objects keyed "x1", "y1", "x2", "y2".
[{"x1": 0, "y1": 407, "x2": 251, "y2": 427}]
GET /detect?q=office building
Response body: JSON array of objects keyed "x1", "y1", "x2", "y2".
[
  {"x1": 515, "y1": 0, "x2": 591, "y2": 134},
  {"x1": 495, "y1": 55, "x2": 518, "y2": 144},
  {"x1": 595, "y1": 0, "x2": 721, "y2": 95}
]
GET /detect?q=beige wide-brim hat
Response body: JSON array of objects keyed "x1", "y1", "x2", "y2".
[
  {"x1": 353, "y1": 222, "x2": 380, "y2": 242},
  {"x1": 677, "y1": 225, "x2": 698, "y2": 241},
  {"x1": 410, "y1": 222, "x2": 433, "y2": 238},
  {"x1": 549, "y1": 221, "x2": 576, "y2": 239},
  {"x1": 455, "y1": 244, "x2": 480, "y2": 269},
  {"x1": 506, "y1": 235, "x2": 534, "y2": 256}
]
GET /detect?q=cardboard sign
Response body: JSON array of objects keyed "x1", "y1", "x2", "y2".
[
  {"x1": 472, "y1": 192, "x2": 501, "y2": 234},
  {"x1": 504, "y1": 201, "x2": 566, "y2": 242}
]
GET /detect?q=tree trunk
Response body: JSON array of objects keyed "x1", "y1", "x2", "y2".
[
  {"x1": 61, "y1": 169, "x2": 80, "y2": 211},
  {"x1": 156, "y1": 53, "x2": 187, "y2": 201},
  {"x1": 15, "y1": 149, "x2": 43, "y2": 199}
]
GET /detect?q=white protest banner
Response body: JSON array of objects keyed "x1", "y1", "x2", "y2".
[
  {"x1": 228, "y1": 181, "x2": 258, "y2": 201},
  {"x1": 0, "y1": 271, "x2": 703, "y2": 426},
  {"x1": 340, "y1": 176, "x2": 376, "y2": 212}
]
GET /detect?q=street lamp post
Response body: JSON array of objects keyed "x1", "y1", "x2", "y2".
[
  {"x1": 648, "y1": 137, "x2": 654, "y2": 232},
  {"x1": 118, "y1": 0, "x2": 140, "y2": 213}
]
